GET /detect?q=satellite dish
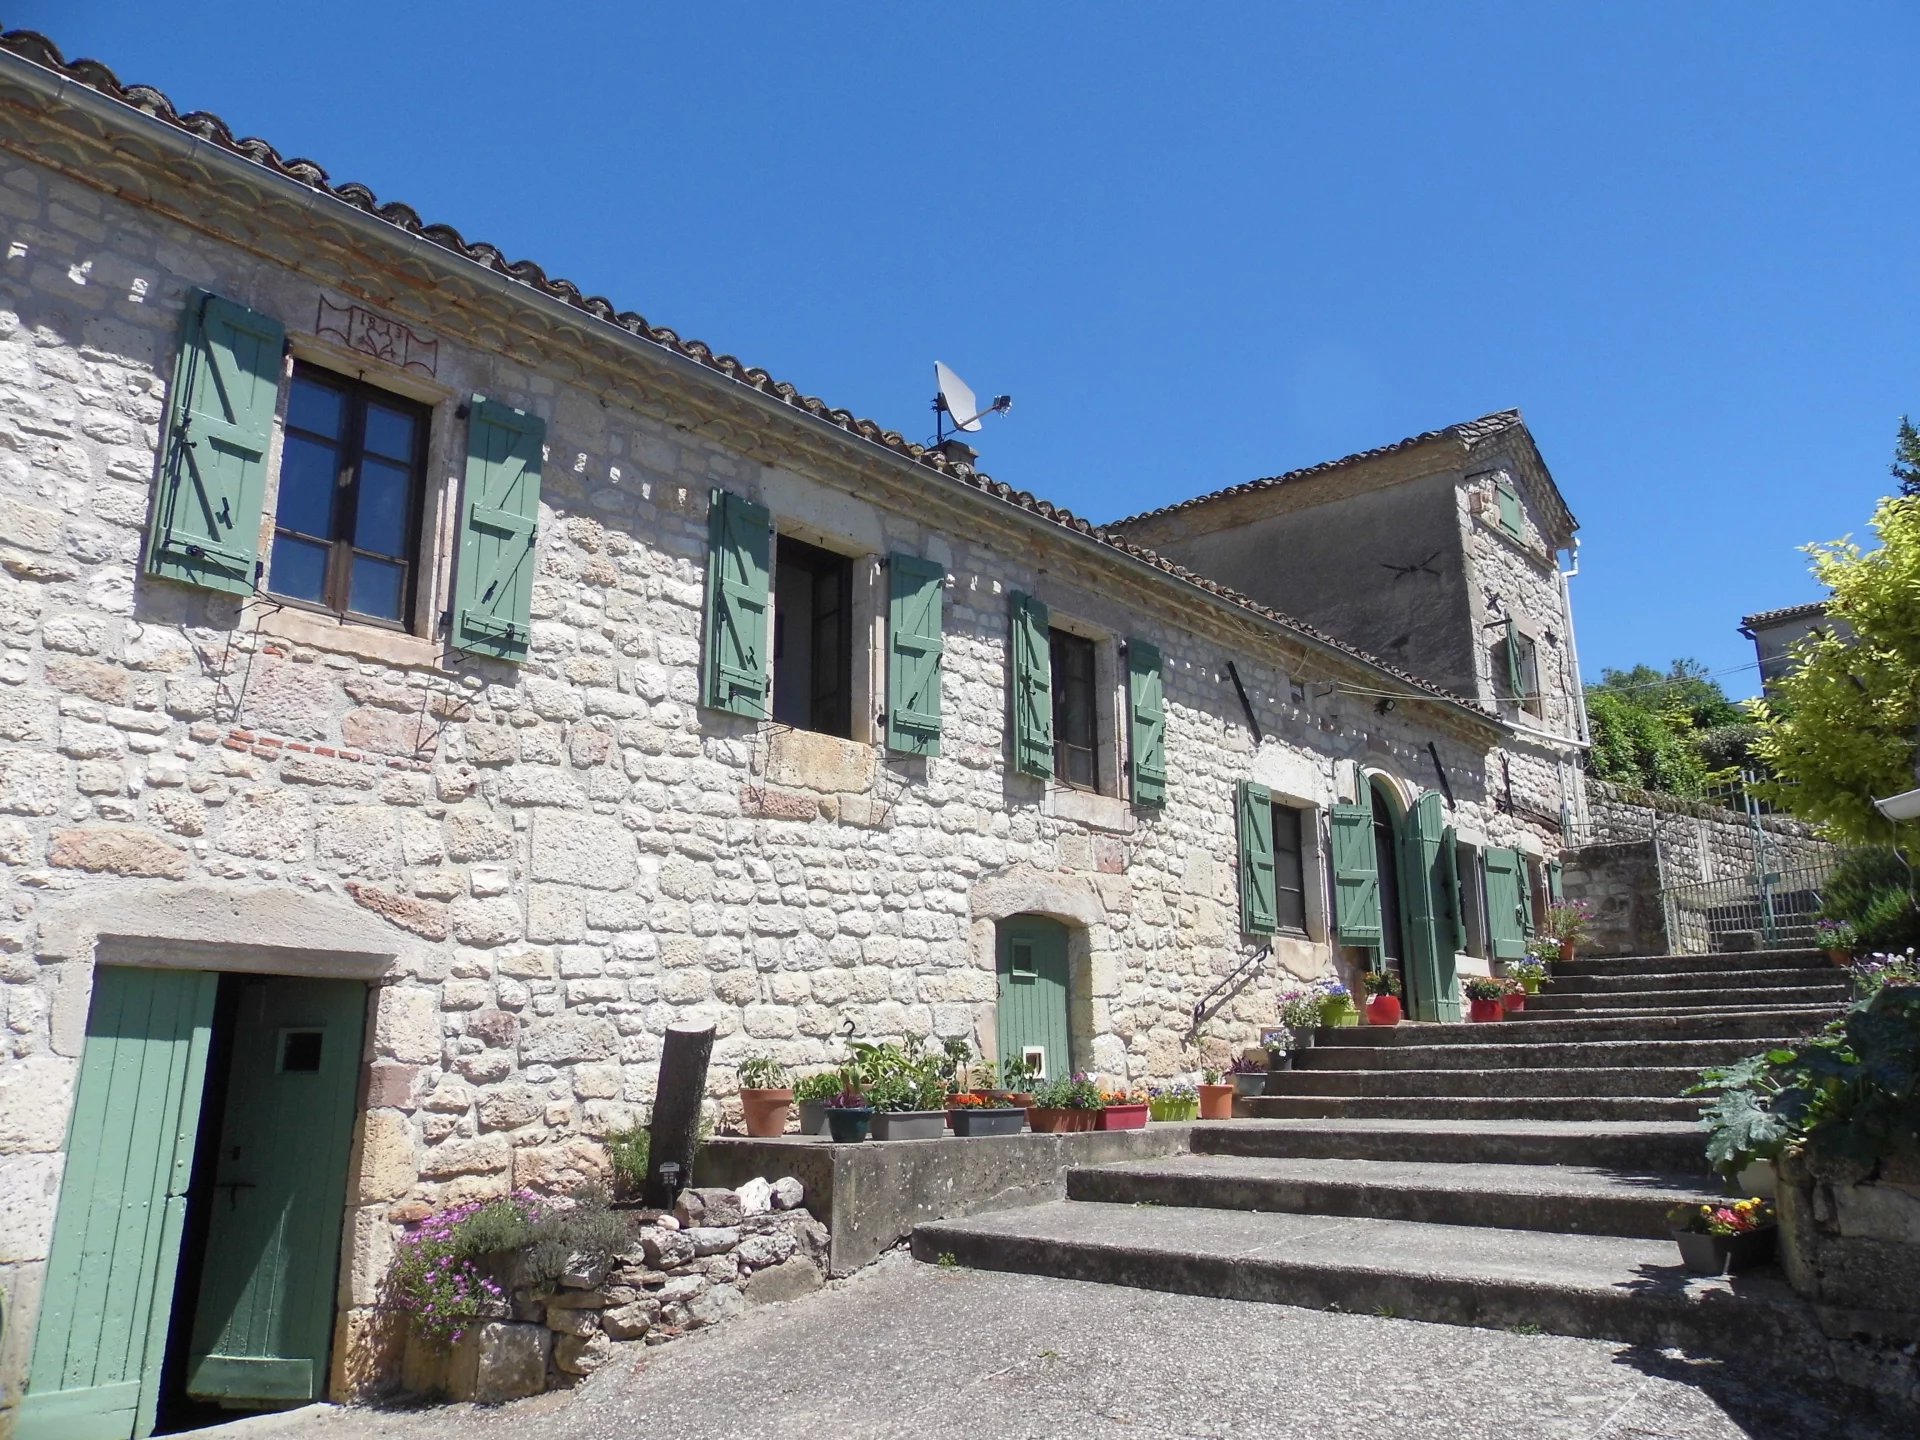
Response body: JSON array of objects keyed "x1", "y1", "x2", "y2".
[{"x1": 932, "y1": 361, "x2": 1012, "y2": 444}]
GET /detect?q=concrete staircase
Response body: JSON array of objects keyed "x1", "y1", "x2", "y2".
[{"x1": 913, "y1": 947, "x2": 1851, "y2": 1353}]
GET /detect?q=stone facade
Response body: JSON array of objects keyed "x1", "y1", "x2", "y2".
[{"x1": 0, "y1": 42, "x2": 1581, "y2": 1423}]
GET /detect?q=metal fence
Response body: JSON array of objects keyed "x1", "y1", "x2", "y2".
[{"x1": 1660, "y1": 858, "x2": 1839, "y2": 955}]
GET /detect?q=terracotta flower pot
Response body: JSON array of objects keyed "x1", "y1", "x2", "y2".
[
  {"x1": 1027, "y1": 1106, "x2": 1099, "y2": 1133},
  {"x1": 1095, "y1": 1103, "x2": 1149, "y2": 1131},
  {"x1": 739, "y1": 1087, "x2": 793, "y2": 1138},
  {"x1": 1825, "y1": 949, "x2": 1850, "y2": 969},
  {"x1": 1468, "y1": 997, "x2": 1505, "y2": 1022},
  {"x1": 1198, "y1": 1083, "x2": 1235, "y2": 1120},
  {"x1": 1365, "y1": 994, "x2": 1402, "y2": 1026},
  {"x1": 1501, "y1": 990, "x2": 1526, "y2": 1013},
  {"x1": 1559, "y1": 940, "x2": 1576, "y2": 963}
]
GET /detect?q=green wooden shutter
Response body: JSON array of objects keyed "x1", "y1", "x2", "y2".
[
  {"x1": 1402, "y1": 792, "x2": 1458, "y2": 1022},
  {"x1": 886, "y1": 554, "x2": 944, "y2": 755},
  {"x1": 1010, "y1": 592, "x2": 1053, "y2": 778},
  {"x1": 702, "y1": 490, "x2": 772, "y2": 718},
  {"x1": 1495, "y1": 478, "x2": 1522, "y2": 536},
  {"x1": 25, "y1": 966, "x2": 217, "y2": 1440},
  {"x1": 147, "y1": 291, "x2": 283, "y2": 596},
  {"x1": 1127, "y1": 638, "x2": 1166, "y2": 807},
  {"x1": 1485, "y1": 847, "x2": 1527, "y2": 960},
  {"x1": 1442, "y1": 825, "x2": 1468, "y2": 951},
  {"x1": 1237, "y1": 781, "x2": 1277, "y2": 936},
  {"x1": 1503, "y1": 619, "x2": 1524, "y2": 698},
  {"x1": 1548, "y1": 859, "x2": 1565, "y2": 905},
  {"x1": 1330, "y1": 802, "x2": 1382, "y2": 945},
  {"x1": 453, "y1": 398, "x2": 545, "y2": 662}
]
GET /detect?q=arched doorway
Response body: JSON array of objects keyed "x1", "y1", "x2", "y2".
[
  {"x1": 1368, "y1": 778, "x2": 1412, "y2": 1013},
  {"x1": 994, "y1": 915, "x2": 1071, "y2": 1086}
]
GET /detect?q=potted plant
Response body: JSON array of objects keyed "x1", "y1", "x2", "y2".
[
  {"x1": 862, "y1": 1039, "x2": 950, "y2": 1141},
  {"x1": 737, "y1": 1054, "x2": 793, "y2": 1137},
  {"x1": 1318, "y1": 980, "x2": 1358, "y2": 1027},
  {"x1": 1463, "y1": 976, "x2": 1507, "y2": 1022},
  {"x1": 1362, "y1": 968, "x2": 1402, "y2": 1026},
  {"x1": 1148, "y1": 1082, "x2": 1198, "y2": 1122},
  {"x1": 978, "y1": 1056, "x2": 1039, "y2": 1109},
  {"x1": 1227, "y1": 1054, "x2": 1267, "y2": 1099},
  {"x1": 1096, "y1": 1086, "x2": 1150, "y2": 1130},
  {"x1": 1511, "y1": 950, "x2": 1550, "y2": 995},
  {"x1": 1260, "y1": 1028, "x2": 1292, "y2": 1071},
  {"x1": 1667, "y1": 1198, "x2": 1777, "y2": 1275},
  {"x1": 1544, "y1": 899, "x2": 1594, "y2": 963},
  {"x1": 793, "y1": 1070, "x2": 842, "y2": 1137},
  {"x1": 1813, "y1": 918, "x2": 1855, "y2": 968},
  {"x1": 1197, "y1": 1066, "x2": 1235, "y2": 1120},
  {"x1": 1499, "y1": 976, "x2": 1527, "y2": 1013},
  {"x1": 825, "y1": 1074, "x2": 874, "y2": 1144},
  {"x1": 1029, "y1": 1072, "x2": 1103, "y2": 1132},
  {"x1": 1278, "y1": 988, "x2": 1323, "y2": 1050},
  {"x1": 946, "y1": 1090, "x2": 1026, "y2": 1137}
]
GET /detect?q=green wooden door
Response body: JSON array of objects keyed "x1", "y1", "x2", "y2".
[
  {"x1": 23, "y1": 967, "x2": 218, "y2": 1440},
  {"x1": 1485, "y1": 848, "x2": 1529, "y2": 961},
  {"x1": 1401, "y1": 793, "x2": 1462, "y2": 1023},
  {"x1": 995, "y1": 916, "x2": 1071, "y2": 1086},
  {"x1": 185, "y1": 978, "x2": 366, "y2": 1408}
]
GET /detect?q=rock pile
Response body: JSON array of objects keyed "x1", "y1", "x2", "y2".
[{"x1": 414, "y1": 1178, "x2": 825, "y2": 1403}]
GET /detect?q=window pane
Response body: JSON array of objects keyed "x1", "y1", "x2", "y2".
[
  {"x1": 363, "y1": 403, "x2": 417, "y2": 463},
  {"x1": 287, "y1": 377, "x2": 346, "y2": 439},
  {"x1": 354, "y1": 458, "x2": 414, "y2": 557},
  {"x1": 268, "y1": 534, "x2": 328, "y2": 603},
  {"x1": 348, "y1": 554, "x2": 405, "y2": 621},
  {"x1": 275, "y1": 434, "x2": 339, "y2": 537}
]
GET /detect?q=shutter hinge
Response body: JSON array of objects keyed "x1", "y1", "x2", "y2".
[{"x1": 455, "y1": 402, "x2": 471, "y2": 421}]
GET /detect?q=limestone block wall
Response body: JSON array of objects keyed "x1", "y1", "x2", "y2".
[
  {"x1": 1582, "y1": 780, "x2": 1836, "y2": 887},
  {"x1": 0, "y1": 132, "x2": 1550, "y2": 1409}
]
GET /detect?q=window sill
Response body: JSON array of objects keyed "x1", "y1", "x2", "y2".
[
  {"x1": 1043, "y1": 786, "x2": 1133, "y2": 833},
  {"x1": 256, "y1": 605, "x2": 444, "y2": 670}
]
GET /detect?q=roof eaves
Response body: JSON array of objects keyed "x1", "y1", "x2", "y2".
[{"x1": 0, "y1": 27, "x2": 1502, "y2": 730}]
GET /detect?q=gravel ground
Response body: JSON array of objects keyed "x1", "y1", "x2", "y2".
[{"x1": 222, "y1": 1254, "x2": 1903, "y2": 1440}]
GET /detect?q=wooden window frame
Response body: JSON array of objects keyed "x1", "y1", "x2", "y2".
[
  {"x1": 1270, "y1": 801, "x2": 1310, "y2": 936},
  {"x1": 1048, "y1": 627, "x2": 1101, "y2": 792},
  {"x1": 269, "y1": 364, "x2": 430, "y2": 632},
  {"x1": 771, "y1": 532, "x2": 856, "y2": 740}
]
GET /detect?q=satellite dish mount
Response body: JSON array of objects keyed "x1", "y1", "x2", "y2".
[{"x1": 932, "y1": 361, "x2": 1012, "y2": 451}]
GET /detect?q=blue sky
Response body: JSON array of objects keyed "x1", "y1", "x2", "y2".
[{"x1": 20, "y1": 3, "x2": 1918, "y2": 696}]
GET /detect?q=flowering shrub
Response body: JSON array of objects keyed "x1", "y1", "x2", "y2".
[
  {"x1": 1097, "y1": 1088, "x2": 1148, "y2": 1107},
  {"x1": 1148, "y1": 1083, "x2": 1198, "y2": 1121},
  {"x1": 948, "y1": 1090, "x2": 1019, "y2": 1110},
  {"x1": 1510, "y1": 958, "x2": 1549, "y2": 985},
  {"x1": 388, "y1": 1191, "x2": 543, "y2": 1342},
  {"x1": 1853, "y1": 950, "x2": 1918, "y2": 996},
  {"x1": 1544, "y1": 900, "x2": 1594, "y2": 945},
  {"x1": 1033, "y1": 1072, "x2": 1104, "y2": 1109},
  {"x1": 1462, "y1": 977, "x2": 1507, "y2": 1002},
  {"x1": 1669, "y1": 1198, "x2": 1774, "y2": 1236},
  {"x1": 1278, "y1": 988, "x2": 1323, "y2": 1031},
  {"x1": 1814, "y1": 918, "x2": 1857, "y2": 952}
]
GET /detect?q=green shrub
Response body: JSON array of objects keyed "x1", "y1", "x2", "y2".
[
  {"x1": 607, "y1": 1122, "x2": 650, "y2": 1195},
  {"x1": 520, "y1": 1187, "x2": 631, "y2": 1289},
  {"x1": 1819, "y1": 848, "x2": 1920, "y2": 953},
  {"x1": 792, "y1": 1071, "x2": 842, "y2": 1102}
]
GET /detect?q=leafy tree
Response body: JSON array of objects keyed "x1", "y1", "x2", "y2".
[
  {"x1": 1894, "y1": 416, "x2": 1920, "y2": 499},
  {"x1": 1751, "y1": 496, "x2": 1920, "y2": 844},
  {"x1": 1584, "y1": 659, "x2": 1758, "y2": 795}
]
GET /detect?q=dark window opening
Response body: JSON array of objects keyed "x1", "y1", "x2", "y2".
[
  {"x1": 1515, "y1": 633, "x2": 1541, "y2": 715},
  {"x1": 270, "y1": 365, "x2": 429, "y2": 628},
  {"x1": 279, "y1": 1029, "x2": 323, "y2": 1073},
  {"x1": 772, "y1": 535, "x2": 853, "y2": 738},
  {"x1": 1049, "y1": 629, "x2": 1099, "y2": 791},
  {"x1": 1271, "y1": 803, "x2": 1309, "y2": 934}
]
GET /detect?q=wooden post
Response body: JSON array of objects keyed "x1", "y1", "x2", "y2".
[{"x1": 644, "y1": 1022, "x2": 714, "y2": 1209}]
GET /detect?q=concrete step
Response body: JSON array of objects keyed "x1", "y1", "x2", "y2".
[
  {"x1": 1553, "y1": 967, "x2": 1846, "y2": 995},
  {"x1": 1296, "y1": 1038, "x2": 1795, "y2": 1072},
  {"x1": 1265, "y1": 1065, "x2": 1701, "y2": 1100},
  {"x1": 1065, "y1": 1153, "x2": 1721, "y2": 1239},
  {"x1": 1559, "y1": 949, "x2": 1823, "y2": 976},
  {"x1": 912, "y1": 1201, "x2": 1816, "y2": 1353},
  {"x1": 1508, "y1": 1001, "x2": 1846, "y2": 1023},
  {"x1": 1191, "y1": 1118, "x2": 1710, "y2": 1172},
  {"x1": 1323, "y1": 1006, "x2": 1840, "y2": 1046},
  {"x1": 1242, "y1": 1094, "x2": 1703, "y2": 1122},
  {"x1": 1523, "y1": 983, "x2": 1848, "y2": 1012}
]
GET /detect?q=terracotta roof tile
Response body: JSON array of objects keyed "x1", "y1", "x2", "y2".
[
  {"x1": 1108, "y1": 410, "x2": 1527, "y2": 530},
  {"x1": 0, "y1": 27, "x2": 1498, "y2": 725},
  {"x1": 1740, "y1": 601, "x2": 1828, "y2": 629}
]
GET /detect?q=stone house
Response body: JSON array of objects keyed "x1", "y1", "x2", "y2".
[
  {"x1": 1112, "y1": 409, "x2": 1590, "y2": 976},
  {"x1": 0, "y1": 30, "x2": 1584, "y2": 1440},
  {"x1": 1740, "y1": 600, "x2": 1847, "y2": 697}
]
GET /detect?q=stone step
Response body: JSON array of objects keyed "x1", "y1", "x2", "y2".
[
  {"x1": 1265, "y1": 1065, "x2": 1701, "y2": 1100},
  {"x1": 1065, "y1": 1153, "x2": 1721, "y2": 1238},
  {"x1": 1296, "y1": 1038, "x2": 1794, "y2": 1072},
  {"x1": 911, "y1": 1202, "x2": 1815, "y2": 1354},
  {"x1": 1507, "y1": 1001, "x2": 1845, "y2": 1023},
  {"x1": 1191, "y1": 1118, "x2": 1710, "y2": 1172},
  {"x1": 1324, "y1": 1006, "x2": 1840, "y2": 1046},
  {"x1": 1552, "y1": 967, "x2": 1845, "y2": 995},
  {"x1": 1558, "y1": 949, "x2": 1823, "y2": 977},
  {"x1": 1242, "y1": 1094, "x2": 1703, "y2": 1122},
  {"x1": 1523, "y1": 982, "x2": 1848, "y2": 1012}
]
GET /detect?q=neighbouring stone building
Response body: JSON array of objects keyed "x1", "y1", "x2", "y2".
[
  {"x1": 1740, "y1": 600, "x2": 1848, "y2": 697},
  {"x1": 0, "y1": 30, "x2": 1586, "y2": 1439}
]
